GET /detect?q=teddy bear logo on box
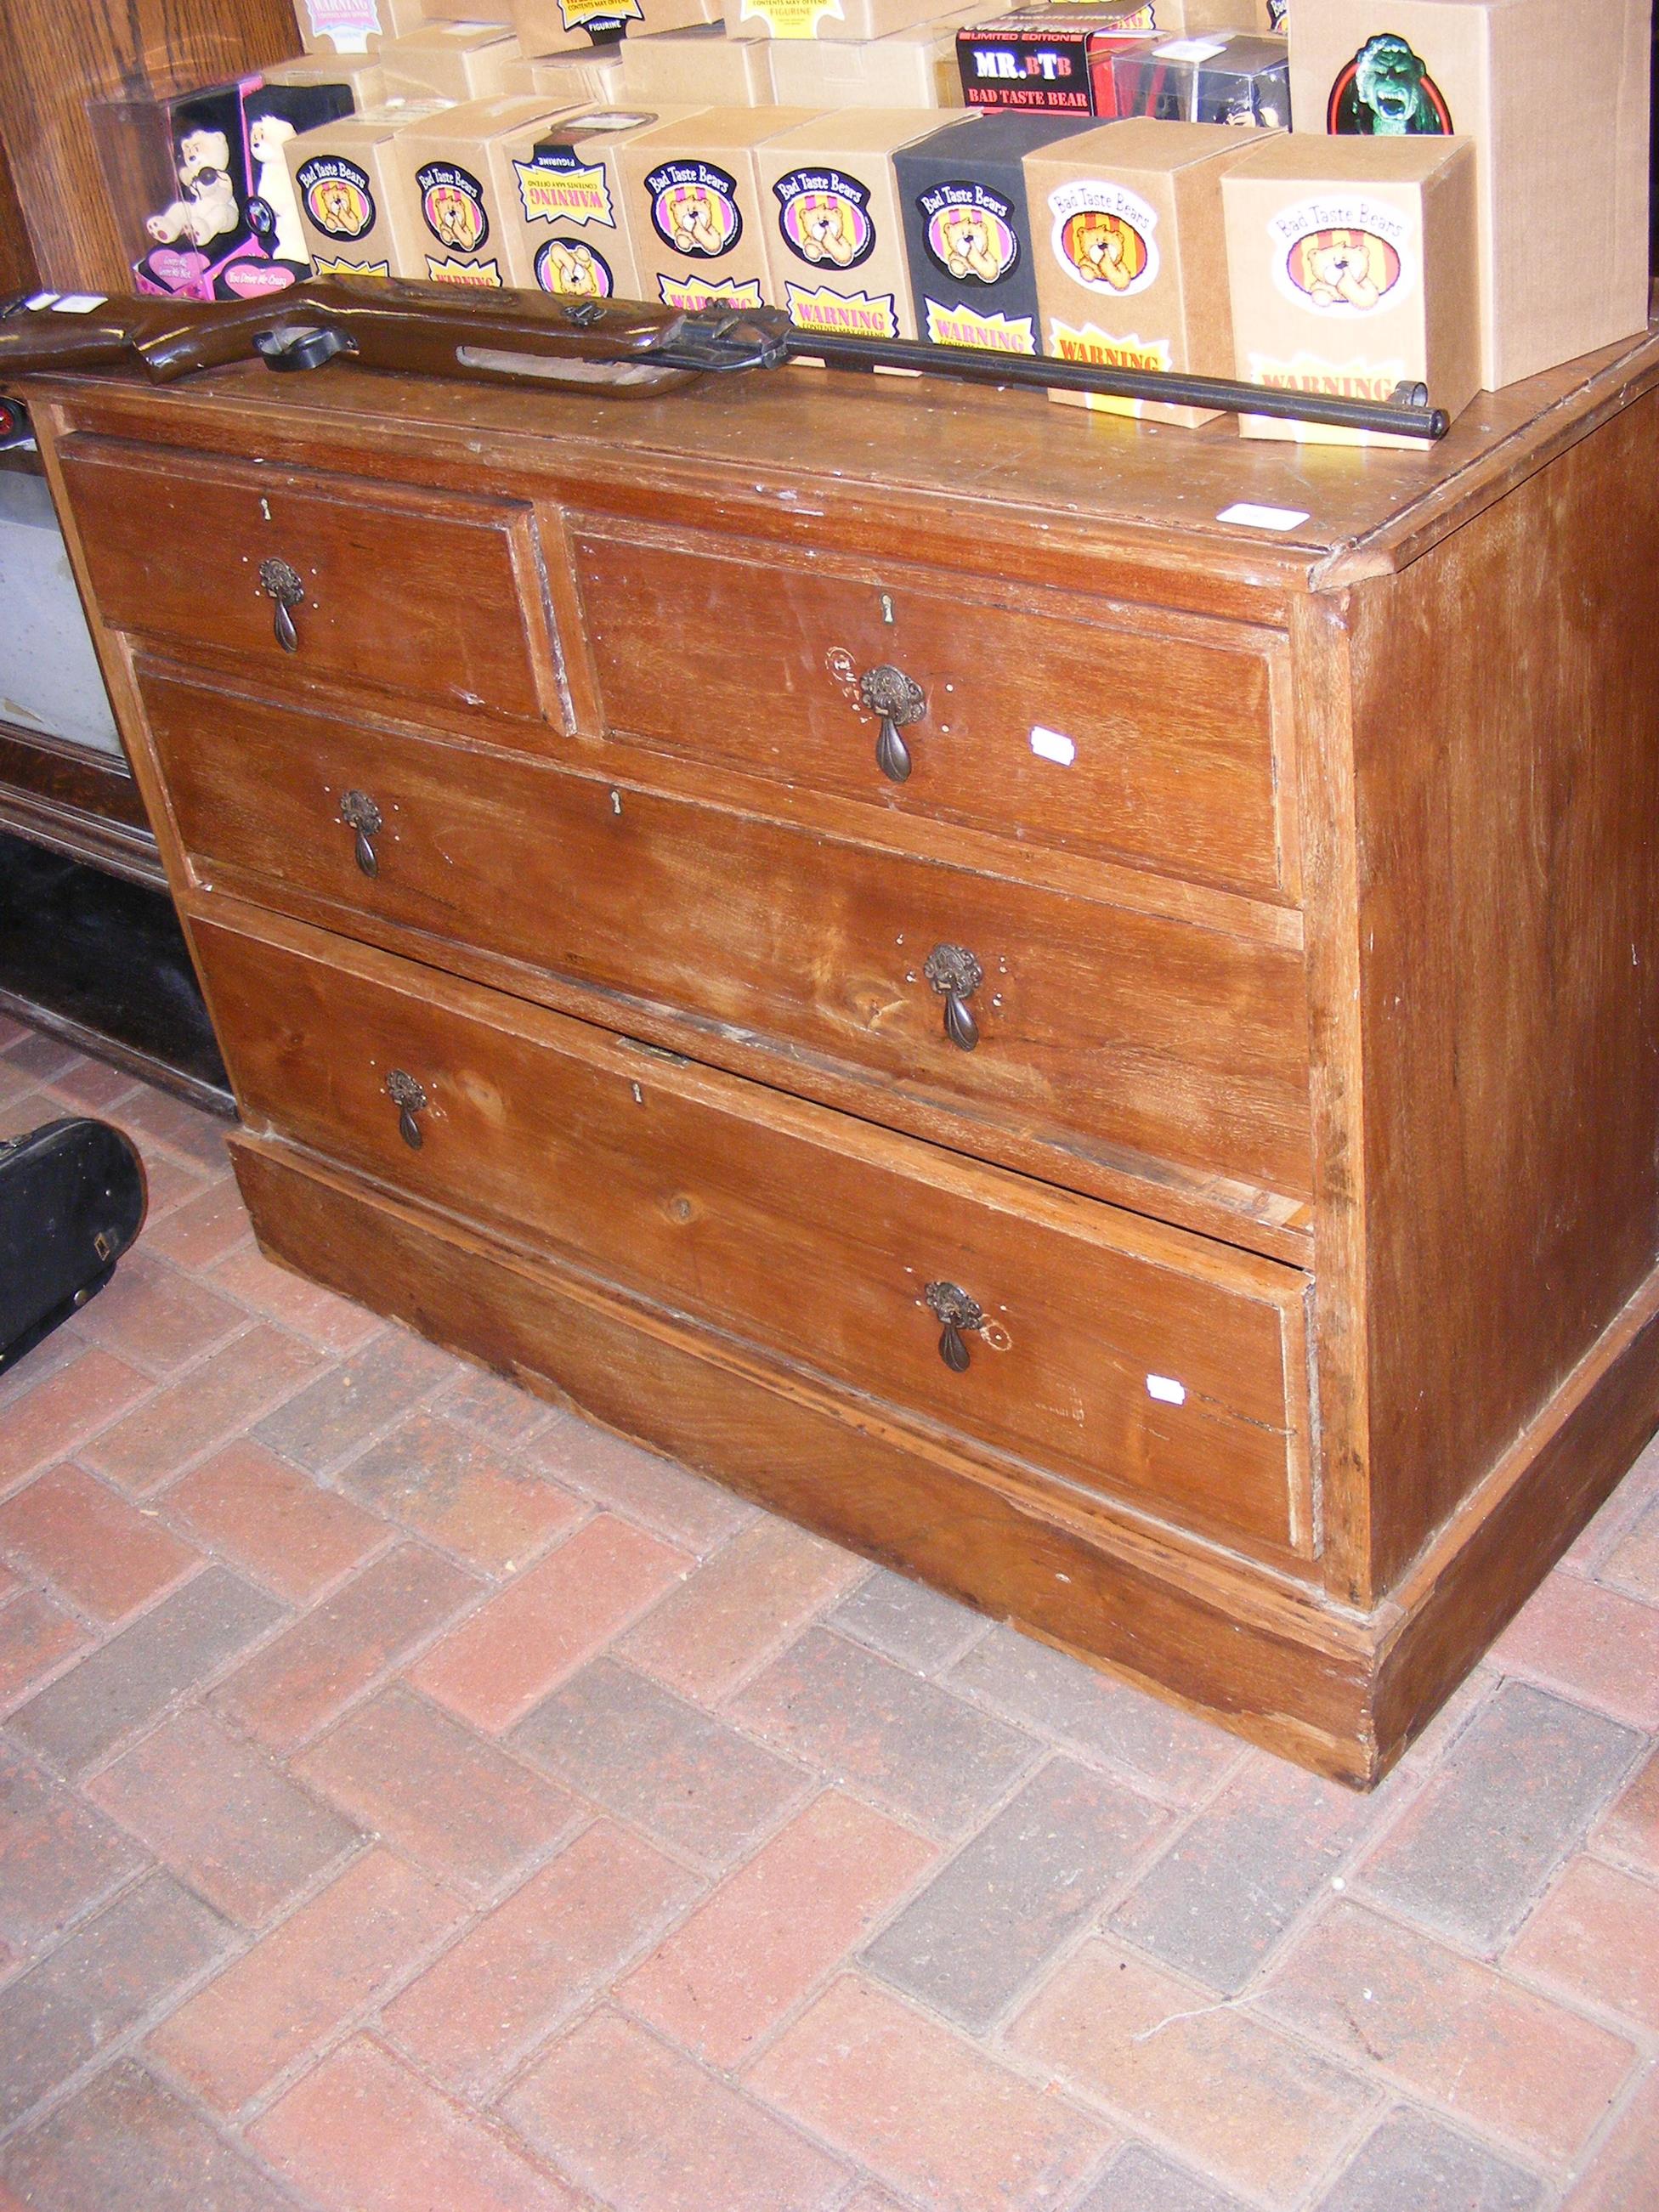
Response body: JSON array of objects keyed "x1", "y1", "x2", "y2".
[
  {"x1": 774, "y1": 169, "x2": 876, "y2": 272},
  {"x1": 535, "y1": 237, "x2": 614, "y2": 296},
  {"x1": 647, "y1": 163, "x2": 742, "y2": 257},
  {"x1": 1328, "y1": 34, "x2": 1452, "y2": 134},
  {"x1": 919, "y1": 183, "x2": 1017, "y2": 286},
  {"x1": 417, "y1": 161, "x2": 490, "y2": 252},
  {"x1": 1269, "y1": 195, "x2": 1413, "y2": 314},
  {"x1": 297, "y1": 156, "x2": 376, "y2": 241},
  {"x1": 1048, "y1": 180, "x2": 1159, "y2": 297}
]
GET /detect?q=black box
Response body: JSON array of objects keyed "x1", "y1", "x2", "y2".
[{"x1": 895, "y1": 110, "x2": 1098, "y2": 352}]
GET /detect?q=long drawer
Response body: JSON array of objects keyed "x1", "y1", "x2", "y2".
[
  {"x1": 58, "y1": 437, "x2": 558, "y2": 728},
  {"x1": 570, "y1": 520, "x2": 1296, "y2": 903},
  {"x1": 142, "y1": 664, "x2": 1313, "y2": 1208},
  {"x1": 195, "y1": 906, "x2": 1315, "y2": 1559}
]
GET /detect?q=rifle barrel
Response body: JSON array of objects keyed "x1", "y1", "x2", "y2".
[{"x1": 781, "y1": 329, "x2": 1450, "y2": 441}]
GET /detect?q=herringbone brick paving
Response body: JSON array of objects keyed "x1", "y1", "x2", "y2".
[{"x1": 1, "y1": 1013, "x2": 1656, "y2": 2210}]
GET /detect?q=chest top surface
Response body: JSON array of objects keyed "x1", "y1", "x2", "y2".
[{"x1": 25, "y1": 309, "x2": 1659, "y2": 594}]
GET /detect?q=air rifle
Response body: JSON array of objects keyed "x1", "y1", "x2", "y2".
[{"x1": 0, "y1": 276, "x2": 1450, "y2": 441}]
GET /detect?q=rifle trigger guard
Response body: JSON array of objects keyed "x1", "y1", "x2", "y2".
[{"x1": 254, "y1": 325, "x2": 355, "y2": 374}]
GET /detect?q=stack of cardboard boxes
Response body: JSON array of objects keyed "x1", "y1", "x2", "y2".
[{"x1": 139, "y1": 0, "x2": 1651, "y2": 444}]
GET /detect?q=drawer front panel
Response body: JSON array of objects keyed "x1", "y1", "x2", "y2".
[
  {"x1": 144, "y1": 668, "x2": 1313, "y2": 1205},
  {"x1": 59, "y1": 438, "x2": 553, "y2": 726},
  {"x1": 572, "y1": 523, "x2": 1292, "y2": 902},
  {"x1": 196, "y1": 911, "x2": 1312, "y2": 1556}
]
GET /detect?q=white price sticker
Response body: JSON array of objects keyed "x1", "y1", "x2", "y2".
[
  {"x1": 1029, "y1": 725, "x2": 1077, "y2": 767},
  {"x1": 51, "y1": 295, "x2": 109, "y2": 314},
  {"x1": 1216, "y1": 502, "x2": 1311, "y2": 533},
  {"x1": 1147, "y1": 1375, "x2": 1187, "y2": 1406}
]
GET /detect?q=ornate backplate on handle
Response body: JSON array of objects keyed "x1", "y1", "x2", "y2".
[
  {"x1": 925, "y1": 1279, "x2": 985, "y2": 1372},
  {"x1": 924, "y1": 943, "x2": 983, "y2": 1050},
  {"x1": 385, "y1": 1068, "x2": 427, "y2": 1150}
]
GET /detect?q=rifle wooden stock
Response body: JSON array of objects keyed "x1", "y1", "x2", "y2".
[
  {"x1": 1, "y1": 280, "x2": 694, "y2": 391},
  {"x1": 0, "y1": 278, "x2": 1451, "y2": 438}
]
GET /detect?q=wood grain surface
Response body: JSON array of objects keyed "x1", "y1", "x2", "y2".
[
  {"x1": 138, "y1": 663, "x2": 1314, "y2": 1213},
  {"x1": 0, "y1": 0, "x2": 301, "y2": 293},
  {"x1": 24, "y1": 319, "x2": 1659, "y2": 1778},
  {"x1": 59, "y1": 436, "x2": 559, "y2": 723}
]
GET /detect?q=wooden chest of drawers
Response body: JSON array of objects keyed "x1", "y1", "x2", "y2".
[{"x1": 25, "y1": 325, "x2": 1659, "y2": 1782}]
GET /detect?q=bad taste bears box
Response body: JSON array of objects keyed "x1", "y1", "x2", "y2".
[
  {"x1": 524, "y1": 45, "x2": 631, "y2": 104},
  {"x1": 618, "y1": 25, "x2": 777, "y2": 102},
  {"x1": 768, "y1": 8, "x2": 1001, "y2": 105},
  {"x1": 263, "y1": 52, "x2": 389, "y2": 113},
  {"x1": 1167, "y1": 0, "x2": 1286, "y2": 25},
  {"x1": 1220, "y1": 133, "x2": 1481, "y2": 444},
  {"x1": 512, "y1": 0, "x2": 719, "y2": 57},
  {"x1": 377, "y1": 23, "x2": 528, "y2": 103},
  {"x1": 500, "y1": 106, "x2": 707, "y2": 297},
  {"x1": 894, "y1": 107, "x2": 1097, "y2": 351},
  {"x1": 618, "y1": 105, "x2": 822, "y2": 308},
  {"x1": 756, "y1": 108, "x2": 973, "y2": 337},
  {"x1": 292, "y1": 0, "x2": 427, "y2": 54},
  {"x1": 1288, "y1": 0, "x2": 1651, "y2": 391},
  {"x1": 387, "y1": 95, "x2": 588, "y2": 282},
  {"x1": 285, "y1": 101, "x2": 450, "y2": 276},
  {"x1": 956, "y1": 5, "x2": 1158, "y2": 114},
  {"x1": 1026, "y1": 116, "x2": 1277, "y2": 423},
  {"x1": 726, "y1": 0, "x2": 947, "y2": 45}
]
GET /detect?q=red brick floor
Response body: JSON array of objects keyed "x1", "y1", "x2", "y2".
[{"x1": 1, "y1": 1022, "x2": 1657, "y2": 2210}]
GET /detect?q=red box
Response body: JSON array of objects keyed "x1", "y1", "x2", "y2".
[{"x1": 954, "y1": 7, "x2": 1157, "y2": 116}]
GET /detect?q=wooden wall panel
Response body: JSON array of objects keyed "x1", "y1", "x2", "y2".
[
  {"x1": 0, "y1": 135, "x2": 38, "y2": 296},
  {"x1": 0, "y1": 0, "x2": 303, "y2": 294}
]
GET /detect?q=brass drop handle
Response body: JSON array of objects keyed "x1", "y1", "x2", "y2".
[
  {"x1": 340, "y1": 789, "x2": 382, "y2": 878},
  {"x1": 859, "y1": 664, "x2": 927, "y2": 784},
  {"x1": 925, "y1": 944, "x2": 982, "y2": 1051},
  {"x1": 386, "y1": 1068, "x2": 427, "y2": 1150},
  {"x1": 259, "y1": 557, "x2": 305, "y2": 653},
  {"x1": 926, "y1": 1280, "x2": 985, "y2": 1372}
]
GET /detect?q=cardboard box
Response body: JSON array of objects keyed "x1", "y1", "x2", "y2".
[
  {"x1": 1112, "y1": 31, "x2": 1288, "y2": 124},
  {"x1": 263, "y1": 53, "x2": 389, "y2": 111},
  {"x1": 426, "y1": 0, "x2": 516, "y2": 20},
  {"x1": 619, "y1": 24, "x2": 777, "y2": 103},
  {"x1": 726, "y1": 0, "x2": 945, "y2": 46},
  {"x1": 284, "y1": 100, "x2": 450, "y2": 276},
  {"x1": 522, "y1": 45, "x2": 631, "y2": 104},
  {"x1": 618, "y1": 105, "x2": 821, "y2": 308},
  {"x1": 377, "y1": 24, "x2": 529, "y2": 103},
  {"x1": 956, "y1": 5, "x2": 1158, "y2": 114},
  {"x1": 1220, "y1": 133, "x2": 1480, "y2": 442},
  {"x1": 768, "y1": 19, "x2": 971, "y2": 105},
  {"x1": 1160, "y1": 0, "x2": 1285, "y2": 27},
  {"x1": 512, "y1": 0, "x2": 718, "y2": 54},
  {"x1": 1028, "y1": 116, "x2": 1275, "y2": 422},
  {"x1": 292, "y1": 0, "x2": 426, "y2": 55},
  {"x1": 388, "y1": 93, "x2": 584, "y2": 282},
  {"x1": 1288, "y1": 0, "x2": 1651, "y2": 390},
  {"x1": 499, "y1": 105, "x2": 707, "y2": 295},
  {"x1": 895, "y1": 107, "x2": 1096, "y2": 350},
  {"x1": 757, "y1": 107, "x2": 972, "y2": 337}
]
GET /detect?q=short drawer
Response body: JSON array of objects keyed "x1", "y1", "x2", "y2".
[
  {"x1": 59, "y1": 437, "x2": 557, "y2": 727},
  {"x1": 143, "y1": 665, "x2": 1313, "y2": 1208},
  {"x1": 570, "y1": 521, "x2": 1294, "y2": 902},
  {"x1": 196, "y1": 908, "x2": 1315, "y2": 1559}
]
